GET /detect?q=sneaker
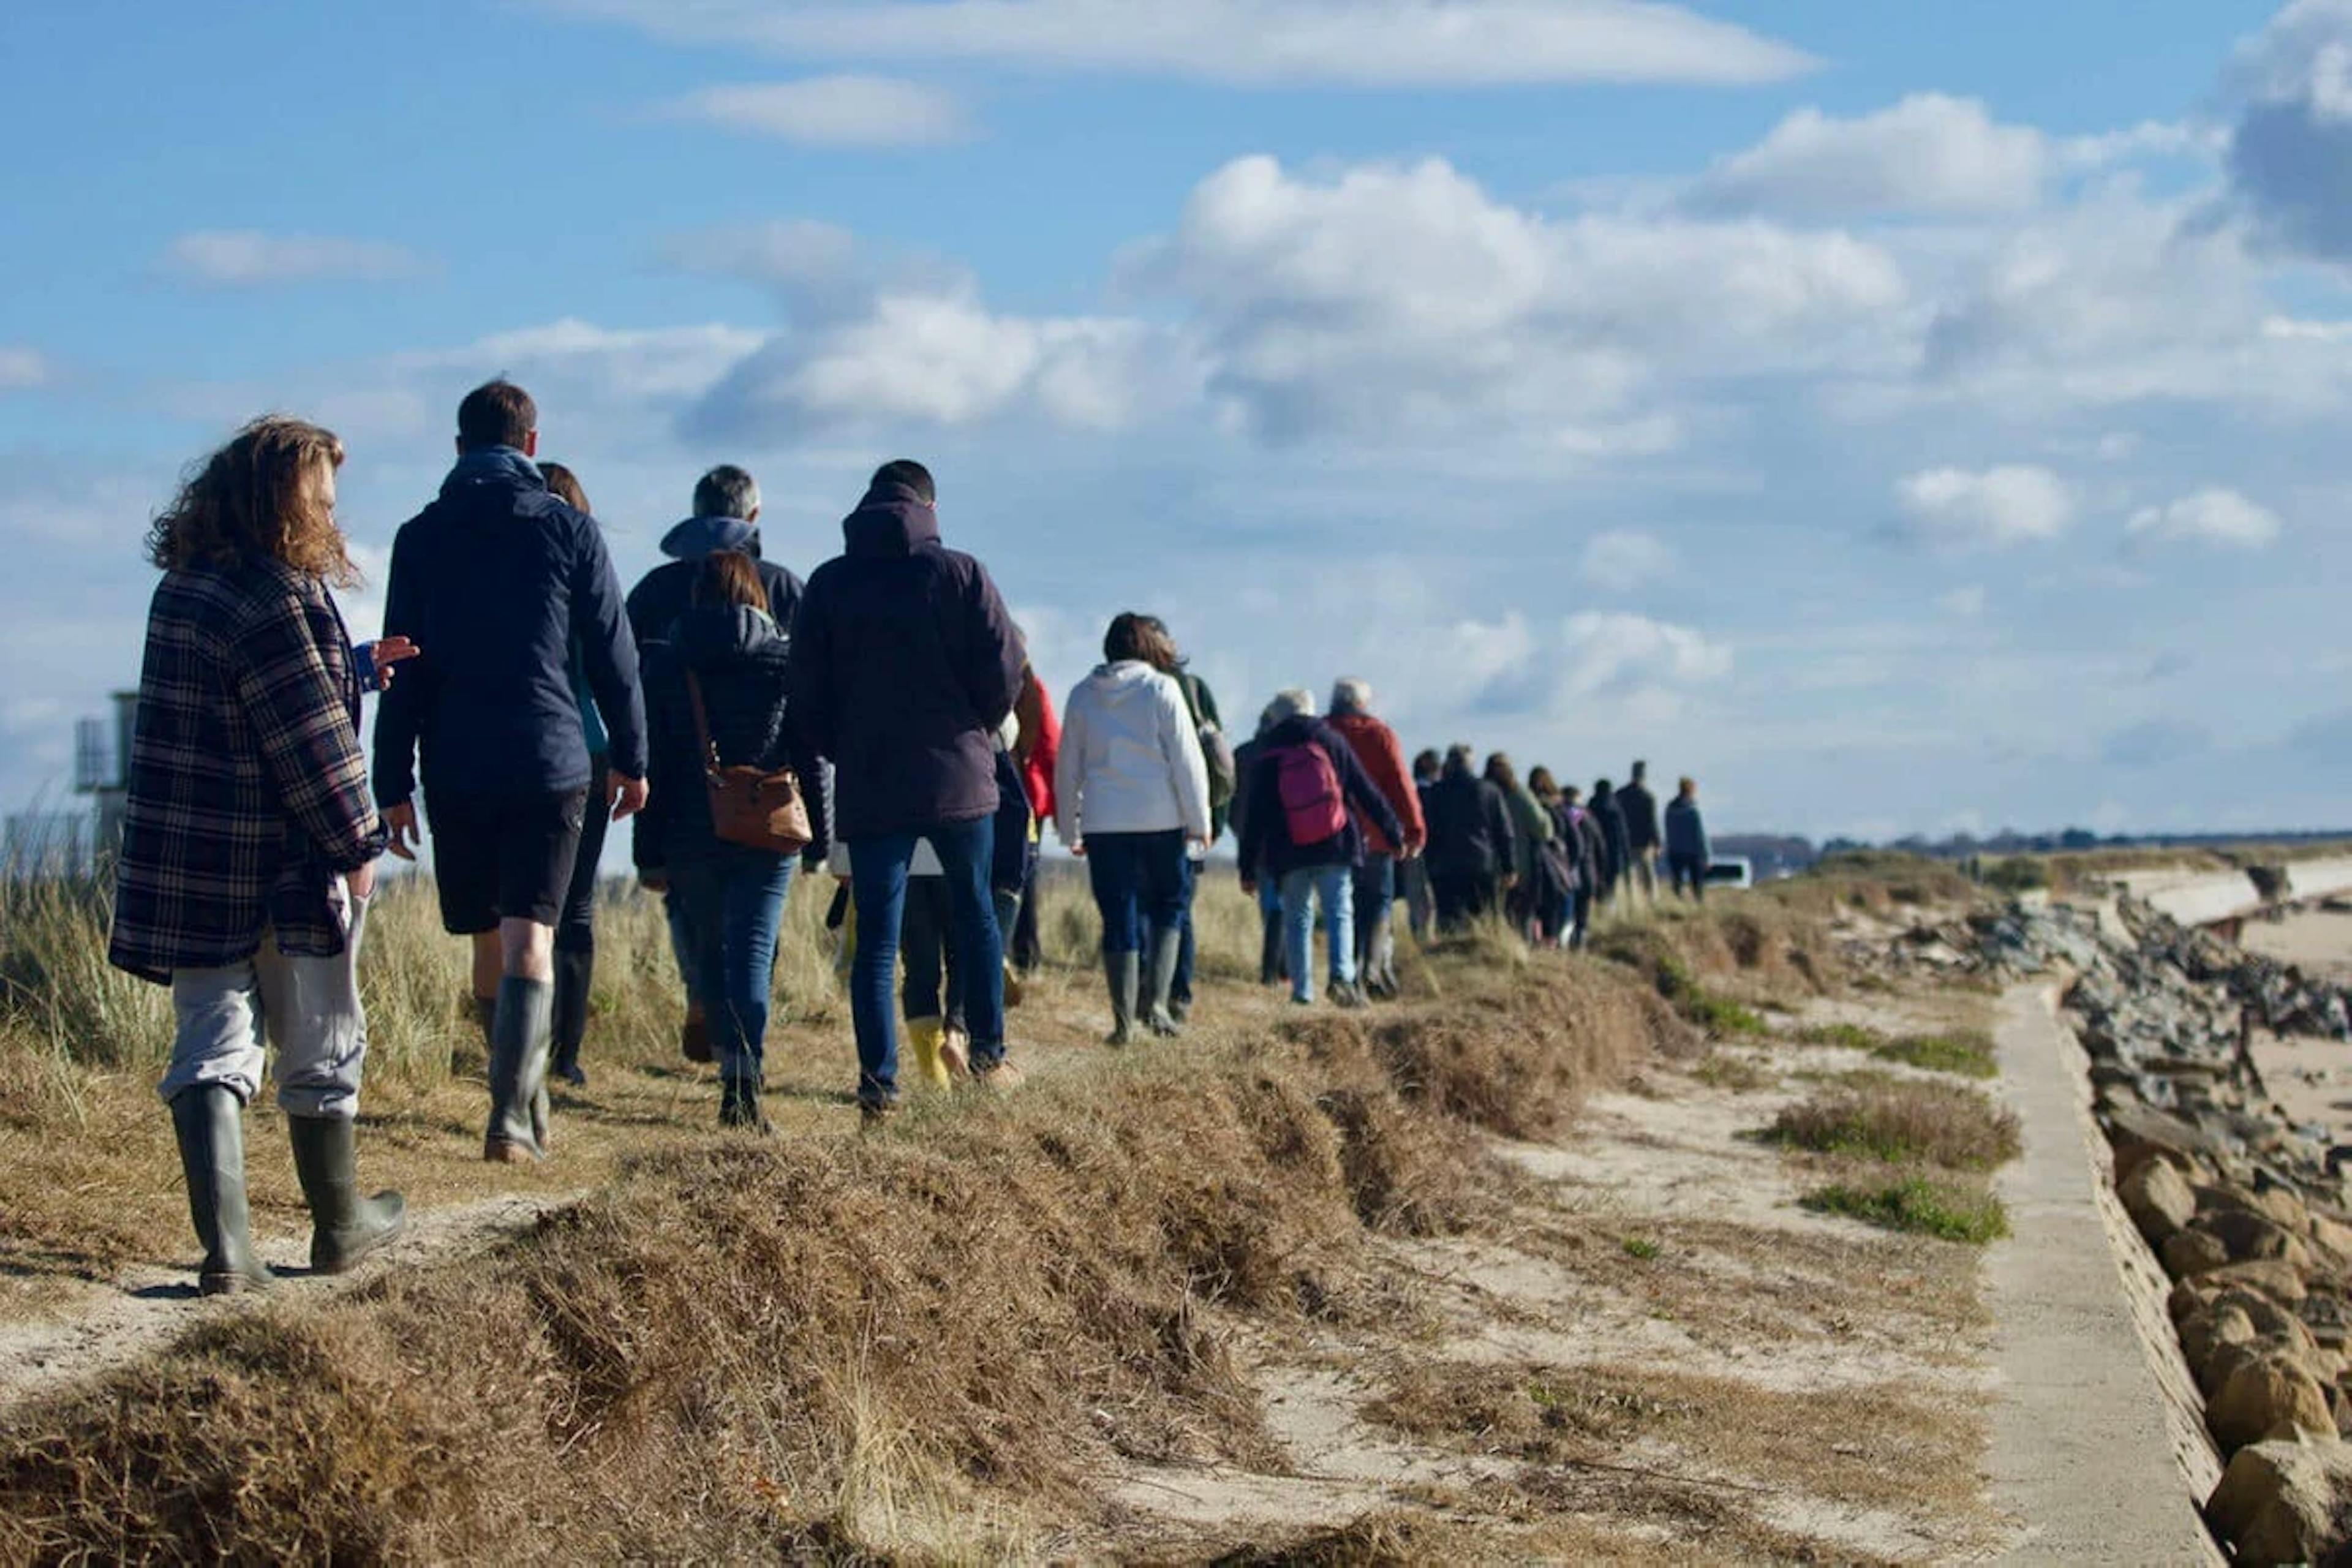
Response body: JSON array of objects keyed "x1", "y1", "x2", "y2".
[
  {"x1": 859, "y1": 1099, "x2": 899, "y2": 1129},
  {"x1": 1290, "y1": 993, "x2": 1315, "y2": 1008},
  {"x1": 972, "y1": 1058, "x2": 1026, "y2": 1093},
  {"x1": 1332, "y1": 982, "x2": 1367, "y2": 1010},
  {"x1": 555, "y1": 1061, "x2": 589, "y2": 1089}
]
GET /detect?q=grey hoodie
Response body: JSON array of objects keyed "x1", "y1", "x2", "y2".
[{"x1": 624, "y1": 515, "x2": 804, "y2": 651}]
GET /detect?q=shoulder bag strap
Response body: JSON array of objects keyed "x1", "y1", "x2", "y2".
[{"x1": 686, "y1": 668, "x2": 719, "y2": 772}]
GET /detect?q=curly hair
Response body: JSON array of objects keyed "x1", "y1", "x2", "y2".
[{"x1": 145, "y1": 416, "x2": 353, "y2": 586}]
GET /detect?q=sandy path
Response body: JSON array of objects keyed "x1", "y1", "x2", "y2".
[{"x1": 0, "y1": 1189, "x2": 573, "y2": 1415}]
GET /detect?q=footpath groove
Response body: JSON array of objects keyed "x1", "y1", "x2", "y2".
[{"x1": 1986, "y1": 982, "x2": 2222, "y2": 1566}]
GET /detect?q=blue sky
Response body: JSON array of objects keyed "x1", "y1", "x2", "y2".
[{"x1": 2, "y1": 0, "x2": 2346, "y2": 846}]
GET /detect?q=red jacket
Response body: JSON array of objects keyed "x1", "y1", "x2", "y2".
[
  {"x1": 1328, "y1": 712, "x2": 1426, "y2": 858},
  {"x1": 1014, "y1": 669, "x2": 1061, "y2": 826}
]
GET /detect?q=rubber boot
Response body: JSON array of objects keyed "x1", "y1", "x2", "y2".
[
  {"x1": 454, "y1": 993, "x2": 496, "y2": 1076},
  {"x1": 287, "y1": 1115, "x2": 405, "y2": 1275},
  {"x1": 720, "y1": 1075, "x2": 767, "y2": 1132},
  {"x1": 550, "y1": 948, "x2": 592, "y2": 1088},
  {"x1": 169, "y1": 1085, "x2": 273, "y2": 1295},
  {"x1": 907, "y1": 1017, "x2": 952, "y2": 1091},
  {"x1": 1259, "y1": 917, "x2": 1286, "y2": 988},
  {"x1": 1144, "y1": 928, "x2": 1185, "y2": 1038},
  {"x1": 1103, "y1": 950, "x2": 1140, "y2": 1046},
  {"x1": 485, "y1": 976, "x2": 553, "y2": 1163}
]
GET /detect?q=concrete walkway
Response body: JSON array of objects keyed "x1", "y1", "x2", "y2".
[{"x1": 1985, "y1": 984, "x2": 2222, "y2": 1566}]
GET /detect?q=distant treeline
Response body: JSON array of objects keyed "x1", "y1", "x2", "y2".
[{"x1": 1717, "y1": 828, "x2": 2352, "y2": 881}]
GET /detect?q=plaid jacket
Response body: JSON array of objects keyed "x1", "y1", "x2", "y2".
[{"x1": 109, "y1": 558, "x2": 386, "y2": 983}]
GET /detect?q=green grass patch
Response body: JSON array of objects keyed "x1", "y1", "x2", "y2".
[
  {"x1": 1803, "y1": 1177, "x2": 2009, "y2": 1245},
  {"x1": 1871, "y1": 1030, "x2": 1997, "y2": 1079},
  {"x1": 1620, "y1": 1236, "x2": 1662, "y2": 1261},
  {"x1": 1793, "y1": 1022, "x2": 1882, "y2": 1051},
  {"x1": 1685, "y1": 993, "x2": 1768, "y2": 1036}
]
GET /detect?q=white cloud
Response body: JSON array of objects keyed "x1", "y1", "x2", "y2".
[
  {"x1": 1559, "y1": 611, "x2": 1732, "y2": 699},
  {"x1": 0, "y1": 347, "x2": 50, "y2": 391},
  {"x1": 2126, "y1": 488, "x2": 2283, "y2": 549},
  {"x1": 1580, "y1": 529, "x2": 1675, "y2": 590},
  {"x1": 658, "y1": 75, "x2": 971, "y2": 147},
  {"x1": 1894, "y1": 465, "x2": 2075, "y2": 548},
  {"x1": 1139, "y1": 153, "x2": 1904, "y2": 441},
  {"x1": 158, "y1": 231, "x2": 430, "y2": 287},
  {"x1": 538, "y1": 0, "x2": 1815, "y2": 87},
  {"x1": 1691, "y1": 94, "x2": 2048, "y2": 217},
  {"x1": 689, "y1": 290, "x2": 1204, "y2": 441},
  {"x1": 2223, "y1": 0, "x2": 2352, "y2": 262},
  {"x1": 1937, "y1": 585, "x2": 1988, "y2": 617},
  {"x1": 2056, "y1": 119, "x2": 2225, "y2": 170}
]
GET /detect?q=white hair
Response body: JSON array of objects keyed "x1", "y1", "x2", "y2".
[
  {"x1": 1265, "y1": 687, "x2": 1317, "y2": 724},
  {"x1": 1330, "y1": 677, "x2": 1373, "y2": 716}
]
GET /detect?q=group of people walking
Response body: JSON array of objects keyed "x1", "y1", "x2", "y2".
[{"x1": 104, "y1": 379, "x2": 1711, "y2": 1297}]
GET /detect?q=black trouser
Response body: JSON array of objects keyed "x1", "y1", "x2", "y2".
[
  {"x1": 1011, "y1": 859, "x2": 1043, "y2": 972},
  {"x1": 1668, "y1": 853, "x2": 1707, "y2": 900},
  {"x1": 552, "y1": 757, "x2": 608, "y2": 1074},
  {"x1": 1431, "y1": 872, "x2": 1497, "y2": 933},
  {"x1": 900, "y1": 876, "x2": 966, "y2": 1031},
  {"x1": 1571, "y1": 887, "x2": 1594, "y2": 948}
]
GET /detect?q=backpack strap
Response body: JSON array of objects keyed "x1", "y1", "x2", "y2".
[{"x1": 686, "y1": 668, "x2": 719, "y2": 772}]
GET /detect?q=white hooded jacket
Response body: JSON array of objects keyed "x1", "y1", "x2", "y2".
[{"x1": 1055, "y1": 661, "x2": 1212, "y2": 848}]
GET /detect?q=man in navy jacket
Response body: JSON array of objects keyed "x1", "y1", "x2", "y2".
[
  {"x1": 374, "y1": 380, "x2": 647, "y2": 1163},
  {"x1": 789, "y1": 460, "x2": 1026, "y2": 1118}
]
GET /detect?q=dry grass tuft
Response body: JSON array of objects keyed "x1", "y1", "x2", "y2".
[{"x1": 1765, "y1": 1079, "x2": 2020, "y2": 1170}]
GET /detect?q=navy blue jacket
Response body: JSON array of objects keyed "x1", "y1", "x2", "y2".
[
  {"x1": 625, "y1": 515, "x2": 804, "y2": 653},
  {"x1": 1589, "y1": 787, "x2": 1632, "y2": 888},
  {"x1": 1617, "y1": 780, "x2": 1662, "y2": 853},
  {"x1": 373, "y1": 450, "x2": 646, "y2": 805},
  {"x1": 787, "y1": 483, "x2": 1025, "y2": 841},
  {"x1": 1235, "y1": 715, "x2": 1403, "y2": 883},
  {"x1": 635, "y1": 603, "x2": 829, "y2": 872}
]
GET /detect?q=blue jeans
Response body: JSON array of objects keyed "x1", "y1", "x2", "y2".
[
  {"x1": 668, "y1": 853, "x2": 795, "y2": 1082},
  {"x1": 850, "y1": 816, "x2": 1004, "y2": 1106},
  {"x1": 1279, "y1": 864, "x2": 1355, "y2": 1004},
  {"x1": 1085, "y1": 829, "x2": 1189, "y2": 956}
]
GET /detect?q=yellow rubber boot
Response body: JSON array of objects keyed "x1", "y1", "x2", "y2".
[{"x1": 907, "y1": 1017, "x2": 952, "y2": 1091}]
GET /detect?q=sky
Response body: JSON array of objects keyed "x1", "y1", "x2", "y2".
[{"x1": 2, "y1": 0, "x2": 2348, "y2": 847}]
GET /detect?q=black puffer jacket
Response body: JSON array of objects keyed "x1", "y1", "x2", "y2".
[
  {"x1": 1420, "y1": 758, "x2": 1517, "y2": 881},
  {"x1": 788, "y1": 482, "x2": 1025, "y2": 840},
  {"x1": 635, "y1": 604, "x2": 828, "y2": 870}
]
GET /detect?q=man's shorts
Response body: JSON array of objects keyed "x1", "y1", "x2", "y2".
[{"x1": 425, "y1": 788, "x2": 592, "y2": 934}]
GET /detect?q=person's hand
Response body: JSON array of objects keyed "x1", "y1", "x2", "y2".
[
  {"x1": 610, "y1": 774, "x2": 649, "y2": 821},
  {"x1": 638, "y1": 867, "x2": 668, "y2": 893},
  {"x1": 383, "y1": 802, "x2": 420, "y2": 861},
  {"x1": 347, "y1": 859, "x2": 377, "y2": 902},
  {"x1": 1187, "y1": 835, "x2": 1210, "y2": 856},
  {"x1": 1240, "y1": 878, "x2": 1256, "y2": 896},
  {"x1": 1071, "y1": 840, "x2": 1087, "y2": 858},
  {"x1": 357, "y1": 637, "x2": 419, "y2": 690}
]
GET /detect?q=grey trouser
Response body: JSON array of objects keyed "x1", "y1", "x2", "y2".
[
  {"x1": 158, "y1": 891, "x2": 371, "y2": 1120},
  {"x1": 1630, "y1": 850, "x2": 1658, "y2": 902}
]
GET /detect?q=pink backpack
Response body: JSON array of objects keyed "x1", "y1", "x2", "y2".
[{"x1": 1269, "y1": 741, "x2": 1348, "y2": 846}]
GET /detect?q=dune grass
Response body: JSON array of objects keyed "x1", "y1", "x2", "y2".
[
  {"x1": 1803, "y1": 1177, "x2": 2010, "y2": 1245},
  {"x1": 1765, "y1": 1079, "x2": 2019, "y2": 1170}
]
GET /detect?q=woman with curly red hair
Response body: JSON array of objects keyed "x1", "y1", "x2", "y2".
[{"x1": 111, "y1": 417, "x2": 410, "y2": 1295}]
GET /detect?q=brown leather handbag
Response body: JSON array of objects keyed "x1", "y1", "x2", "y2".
[{"x1": 688, "y1": 671, "x2": 812, "y2": 854}]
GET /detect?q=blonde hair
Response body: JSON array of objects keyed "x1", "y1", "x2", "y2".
[{"x1": 146, "y1": 416, "x2": 353, "y2": 586}]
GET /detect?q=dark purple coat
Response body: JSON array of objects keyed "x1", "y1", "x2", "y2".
[
  {"x1": 787, "y1": 483, "x2": 1025, "y2": 841},
  {"x1": 1235, "y1": 715, "x2": 1403, "y2": 883}
]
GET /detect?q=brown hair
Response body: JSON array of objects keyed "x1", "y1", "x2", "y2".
[
  {"x1": 145, "y1": 416, "x2": 353, "y2": 585},
  {"x1": 1102, "y1": 611, "x2": 1178, "y2": 669},
  {"x1": 1483, "y1": 752, "x2": 1520, "y2": 796},
  {"x1": 693, "y1": 550, "x2": 766, "y2": 611},
  {"x1": 1527, "y1": 766, "x2": 1559, "y2": 801},
  {"x1": 457, "y1": 380, "x2": 535, "y2": 451},
  {"x1": 538, "y1": 461, "x2": 590, "y2": 514}
]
